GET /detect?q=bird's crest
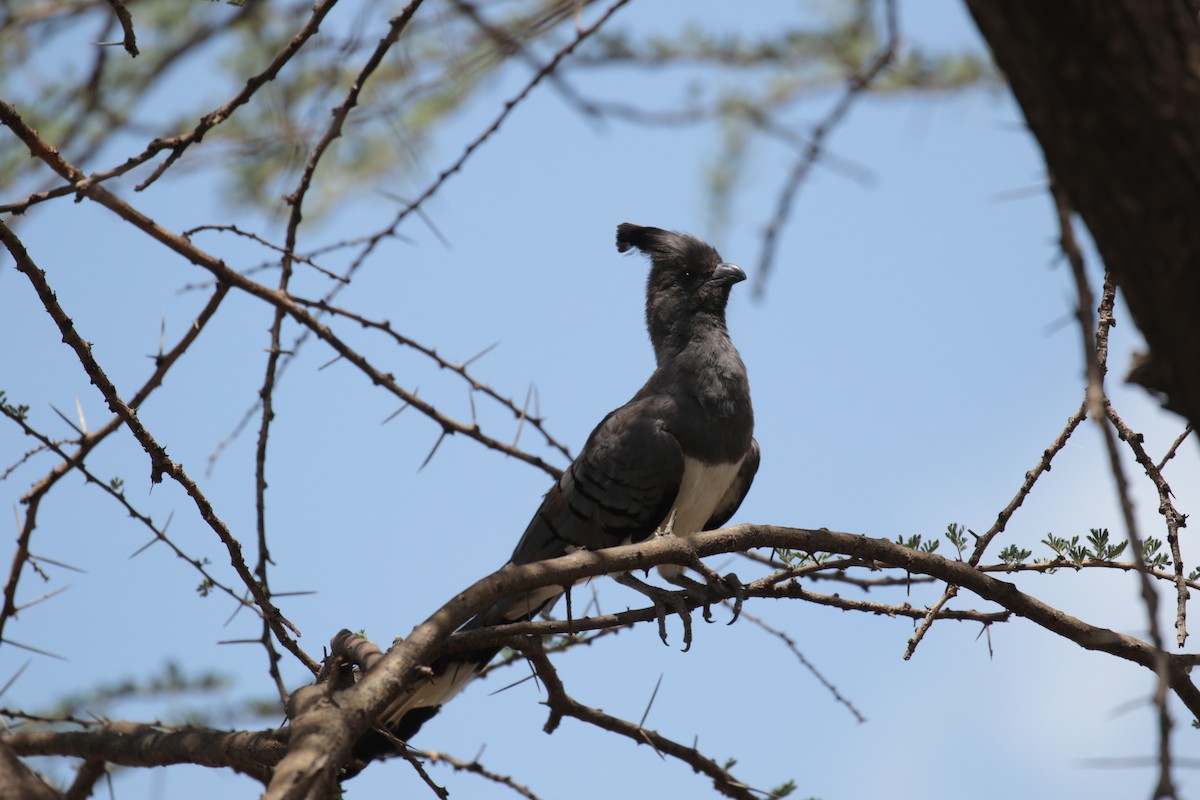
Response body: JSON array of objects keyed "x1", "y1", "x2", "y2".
[
  {"x1": 615, "y1": 223, "x2": 667, "y2": 255},
  {"x1": 616, "y1": 223, "x2": 720, "y2": 269}
]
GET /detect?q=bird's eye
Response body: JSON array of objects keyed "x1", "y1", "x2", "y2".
[{"x1": 682, "y1": 269, "x2": 694, "y2": 281}]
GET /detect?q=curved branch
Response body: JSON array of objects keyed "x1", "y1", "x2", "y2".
[
  {"x1": 0, "y1": 741, "x2": 61, "y2": 800},
  {"x1": 0, "y1": 109, "x2": 563, "y2": 477},
  {"x1": 0, "y1": 220, "x2": 319, "y2": 677},
  {"x1": 271, "y1": 524, "x2": 1200, "y2": 800},
  {"x1": 0, "y1": 281, "x2": 231, "y2": 647},
  {"x1": 511, "y1": 636, "x2": 758, "y2": 800},
  {"x1": 5, "y1": 724, "x2": 287, "y2": 784},
  {"x1": 7, "y1": 524, "x2": 1197, "y2": 796}
]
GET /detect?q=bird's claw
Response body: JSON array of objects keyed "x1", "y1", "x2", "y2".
[
  {"x1": 616, "y1": 572, "x2": 694, "y2": 651},
  {"x1": 720, "y1": 572, "x2": 745, "y2": 625},
  {"x1": 670, "y1": 561, "x2": 745, "y2": 626}
]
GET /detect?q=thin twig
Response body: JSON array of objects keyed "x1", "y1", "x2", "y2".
[
  {"x1": 509, "y1": 636, "x2": 758, "y2": 800},
  {"x1": 904, "y1": 401, "x2": 1087, "y2": 658},
  {"x1": 755, "y1": 0, "x2": 898, "y2": 296},
  {"x1": 101, "y1": 0, "x2": 137, "y2": 57},
  {"x1": 0, "y1": 221, "x2": 318, "y2": 676},
  {"x1": 734, "y1": 607, "x2": 866, "y2": 722},
  {"x1": 1053, "y1": 179, "x2": 1177, "y2": 799},
  {"x1": 0, "y1": 101, "x2": 564, "y2": 480},
  {"x1": 0, "y1": 1, "x2": 338, "y2": 212},
  {"x1": 0, "y1": 280, "x2": 230, "y2": 648},
  {"x1": 343, "y1": 0, "x2": 633, "y2": 280},
  {"x1": 423, "y1": 749, "x2": 543, "y2": 800},
  {"x1": 1156, "y1": 425, "x2": 1194, "y2": 473}
]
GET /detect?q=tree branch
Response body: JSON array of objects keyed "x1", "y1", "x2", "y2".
[{"x1": 5, "y1": 723, "x2": 286, "y2": 784}]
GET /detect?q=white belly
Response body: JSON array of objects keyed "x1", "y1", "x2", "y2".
[{"x1": 665, "y1": 455, "x2": 744, "y2": 537}]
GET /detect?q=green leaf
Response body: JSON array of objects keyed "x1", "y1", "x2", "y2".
[
  {"x1": 998, "y1": 544, "x2": 1031, "y2": 565},
  {"x1": 944, "y1": 523, "x2": 968, "y2": 560},
  {"x1": 766, "y1": 779, "x2": 797, "y2": 799}
]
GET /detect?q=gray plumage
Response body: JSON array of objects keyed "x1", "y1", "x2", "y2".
[{"x1": 353, "y1": 223, "x2": 758, "y2": 763}]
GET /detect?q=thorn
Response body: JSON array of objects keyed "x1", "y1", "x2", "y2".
[
  {"x1": 414, "y1": 204, "x2": 450, "y2": 249},
  {"x1": 318, "y1": 354, "x2": 343, "y2": 371},
  {"x1": 486, "y1": 671, "x2": 539, "y2": 696},
  {"x1": 128, "y1": 537, "x2": 158, "y2": 559},
  {"x1": 0, "y1": 662, "x2": 31, "y2": 700},
  {"x1": 383, "y1": 388, "x2": 418, "y2": 424},
  {"x1": 512, "y1": 384, "x2": 533, "y2": 448},
  {"x1": 27, "y1": 552, "x2": 87, "y2": 574},
  {"x1": 49, "y1": 403, "x2": 83, "y2": 436},
  {"x1": 1, "y1": 637, "x2": 67, "y2": 660},
  {"x1": 224, "y1": 591, "x2": 252, "y2": 627},
  {"x1": 637, "y1": 727, "x2": 666, "y2": 760},
  {"x1": 976, "y1": 621, "x2": 994, "y2": 659},
  {"x1": 15, "y1": 585, "x2": 70, "y2": 612},
  {"x1": 419, "y1": 430, "x2": 448, "y2": 471},
  {"x1": 74, "y1": 397, "x2": 88, "y2": 435},
  {"x1": 0, "y1": 661, "x2": 30, "y2": 699},
  {"x1": 461, "y1": 341, "x2": 500, "y2": 369},
  {"x1": 638, "y1": 673, "x2": 664, "y2": 728}
]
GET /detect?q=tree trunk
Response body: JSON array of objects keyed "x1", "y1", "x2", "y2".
[{"x1": 966, "y1": 1, "x2": 1200, "y2": 433}]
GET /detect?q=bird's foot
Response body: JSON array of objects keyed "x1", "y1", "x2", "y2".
[
  {"x1": 667, "y1": 561, "x2": 746, "y2": 625},
  {"x1": 615, "y1": 571, "x2": 694, "y2": 651},
  {"x1": 653, "y1": 508, "x2": 679, "y2": 539}
]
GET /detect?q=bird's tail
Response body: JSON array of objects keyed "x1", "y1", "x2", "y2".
[{"x1": 350, "y1": 581, "x2": 564, "y2": 765}]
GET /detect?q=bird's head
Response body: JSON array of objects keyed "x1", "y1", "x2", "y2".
[{"x1": 616, "y1": 223, "x2": 746, "y2": 356}]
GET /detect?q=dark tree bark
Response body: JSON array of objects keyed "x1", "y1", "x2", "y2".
[{"x1": 966, "y1": 1, "x2": 1200, "y2": 431}]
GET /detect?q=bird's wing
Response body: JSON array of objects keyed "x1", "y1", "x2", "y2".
[
  {"x1": 510, "y1": 395, "x2": 685, "y2": 566},
  {"x1": 357, "y1": 397, "x2": 687, "y2": 759},
  {"x1": 702, "y1": 436, "x2": 760, "y2": 530}
]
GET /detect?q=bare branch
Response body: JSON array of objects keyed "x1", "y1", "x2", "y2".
[
  {"x1": 0, "y1": 220, "x2": 318, "y2": 676},
  {"x1": 0, "y1": 103, "x2": 564, "y2": 480},
  {"x1": 0, "y1": 282, "x2": 228, "y2": 647},
  {"x1": 423, "y1": 749, "x2": 543, "y2": 800},
  {"x1": 1054, "y1": 178, "x2": 1178, "y2": 799},
  {"x1": 0, "y1": 1, "x2": 338, "y2": 213},
  {"x1": 734, "y1": 607, "x2": 867, "y2": 722},
  {"x1": 755, "y1": 0, "x2": 898, "y2": 295},
  {"x1": 0, "y1": 740, "x2": 61, "y2": 800},
  {"x1": 905, "y1": 400, "x2": 1087, "y2": 657},
  {"x1": 510, "y1": 636, "x2": 759, "y2": 800},
  {"x1": 367, "y1": 0, "x2": 632, "y2": 244},
  {"x1": 4, "y1": 723, "x2": 286, "y2": 783},
  {"x1": 100, "y1": 0, "x2": 137, "y2": 57},
  {"x1": 63, "y1": 759, "x2": 106, "y2": 800}
]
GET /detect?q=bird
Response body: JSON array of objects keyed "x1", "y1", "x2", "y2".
[{"x1": 352, "y1": 222, "x2": 759, "y2": 764}]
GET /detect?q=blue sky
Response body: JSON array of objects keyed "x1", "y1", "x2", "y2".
[{"x1": 2, "y1": 2, "x2": 1198, "y2": 799}]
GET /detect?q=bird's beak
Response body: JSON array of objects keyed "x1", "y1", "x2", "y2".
[{"x1": 710, "y1": 263, "x2": 747, "y2": 286}]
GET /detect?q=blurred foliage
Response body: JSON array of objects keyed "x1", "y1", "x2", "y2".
[
  {"x1": 49, "y1": 660, "x2": 228, "y2": 717},
  {"x1": 3, "y1": 660, "x2": 282, "y2": 729},
  {"x1": 0, "y1": 0, "x2": 992, "y2": 224}
]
